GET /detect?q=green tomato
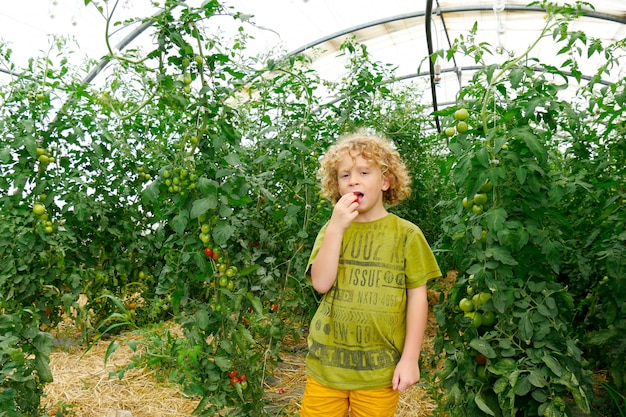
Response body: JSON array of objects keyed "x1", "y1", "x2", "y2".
[
  {"x1": 481, "y1": 310, "x2": 496, "y2": 327},
  {"x1": 479, "y1": 180, "x2": 493, "y2": 192},
  {"x1": 445, "y1": 127, "x2": 456, "y2": 137},
  {"x1": 472, "y1": 293, "x2": 483, "y2": 307},
  {"x1": 226, "y1": 280, "x2": 235, "y2": 290},
  {"x1": 465, "y1": 311, "x2": 482, "y2": 327},
  {"x1": 33, "y1": 203, "x2": 46, "y2": 216},
  {"x1": 473, "y1": 193, "x2": 488, "y2": 205},
  {"x1": 459, "y1": 298, "x2": 474, "y2": 312},
  {"x1": 456, "y1": 121, "x2": 469, "y2": 133},
  {"x1": 454, "y1": 108, "x2": 469, "y2": 121},
  {"x1": 218, "y1": 276, "x2": 228, "y2": 287},
  {"x1": 199, "y1": 233, "x2": 211, "y2": 244},
  {"x1": 478, "y1": 292, "x2": 492, "y2": 305},
  {"x1": 462, "y1": 197, "x2": 474, "y2": 209},
  {"x1": 472, "y1": 205, "x2": 484, "y2": 215}
]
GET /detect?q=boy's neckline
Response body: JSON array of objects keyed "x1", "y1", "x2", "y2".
[{"x1": 351, "y1": 212, "x2": 392, "y2": 224}]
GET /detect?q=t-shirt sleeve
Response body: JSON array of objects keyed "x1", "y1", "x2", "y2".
[
  {"x1": 305, "y1": 223, "x2": 328, "y2": 282},
  {"x1": 405, "y1": 225, "x2": 442, "y2": 288}
]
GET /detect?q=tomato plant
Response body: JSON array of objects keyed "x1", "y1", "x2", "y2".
[{"x1": 430, "y1": 2, "x2": 625, "y2": 416}]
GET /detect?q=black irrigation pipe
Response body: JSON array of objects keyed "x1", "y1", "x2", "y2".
[{"x1": 425, "y1": 0, "x2": 441, "y2": 133}]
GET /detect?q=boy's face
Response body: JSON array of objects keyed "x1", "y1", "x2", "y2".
[{"x1": 336, "y1": 152, "x2": 390, "y2": 217}]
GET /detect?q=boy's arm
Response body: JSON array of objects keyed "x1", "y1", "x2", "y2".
[
  {"x1": 392, "y1": 284, "x2": 428, "y2": 392},
  {"x1": 310, "y1": 225, "x2": 344, "y2": 293},
  {"x1": 310, "y1": 192, "x2": 359, "y2": 293}
]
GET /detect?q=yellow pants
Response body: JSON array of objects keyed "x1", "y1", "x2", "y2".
[{"x1": 300, "y1": 377, "x2": 400, "y2": 417}]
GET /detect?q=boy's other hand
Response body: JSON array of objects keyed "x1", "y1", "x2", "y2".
[{"x1": 392, "y1": 359, "x2": 420, "y2": 393}]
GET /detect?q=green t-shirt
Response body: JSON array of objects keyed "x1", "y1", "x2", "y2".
[{"x1": 305, "y1": 213, "x2": 441, "y2": 390}]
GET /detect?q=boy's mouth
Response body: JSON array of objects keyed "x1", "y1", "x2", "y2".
[{"x1": 353, "y1": 192, "x2": 364, "y2": 203}]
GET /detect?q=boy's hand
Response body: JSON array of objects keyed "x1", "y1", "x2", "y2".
[
  {"x1": 392, "y1": 358, "x2": 420, "y2": 393},
  {"x1": 328, "y1": 192, "x2": 359, "y2": 231}
]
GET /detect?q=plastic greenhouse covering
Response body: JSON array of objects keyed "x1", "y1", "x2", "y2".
[{"x1": 2, "y1": 0, "x2": 625, "y2": 107}]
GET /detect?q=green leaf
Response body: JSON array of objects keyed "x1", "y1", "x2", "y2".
[
  {"x1": 170, "y1": 212, "x2": 189, "y2": 235},
  {"x1": 542, "y1": 354, "x2": 563, "y2": 377},
  {"x1": 245, "y1": 292, "x2": 263, "y2": 315},
  {"x1": 572, "y1": 386, "x2": 591, "y2": 414},
  {"x1": 224, "y1": 153, "x2": 241, "y2": 166},
  {"x1": 0, "y1": 148, "x2": 10, "y2": 163},
  {"x1": 24, "y1": 136, "x2": 37, "y2": 157},
  {"x1": 469, "y1": 338, "x2": 497, "y2": 358},
  {"x1": 519, "y1": 314, "x2": 533, "y2": 342},
  {"x1": 476, "y1": 147, "x2": 491, "y2": 168},
  {"x1": 197, "y1": 177, "x2": 219, "y2": 195},
  {"x1": 485, "y1": 246, "x2": 518, "y2": 265},
  {"x1": 474, "y1": 394, "x2": 496, "y2": 416},
  {"x1": 509, "y1": 67, "x2": 524, "y2": 88},
  {"x1": 485, "y1": 207, "x2": 507, "y2": 232},
  {"x1": 513, "y1": 127, "x2": 547, "y2": 163},
  {"x1": 493, "y1": 376, "x2": 509, "y2": 394},
  {"x1": 195, "y1": 309, "x2": 210, "y2": 330},
  {"x1": 214, "y1": 355, "x2": 232, "y2": 372},
  {"x1": 213, "y1": 221, "x2": 235, "y2": 245},
  {"x1": 528, "y1": 369, "x2": 546, "y2": 387},
  {"x1": 191, "y1": 196, "x2": 218, "y2": 219},
  {"x1": 34, "y1": 354, "x2": 53, "y2": 383},
  {"x1": 516, "y1": 167, "x2": 527, "y2": 184},
  {"x1": 142, "y1": 181, "x2": 160, "y2": 202},
  {"x1": 542, "y1": 401, "x2": 562, "y2": 417},
  {"x1": 104, "y1": 340, "x2": 119, "y2": 366},
  {"x1": 514, "y1": 375, "x2": 532, "y2": 397},
  {"x1": 489, "y1": 358, "x2": 517, "y2": 376},
  {"x1": 537, "y1": 303, "x2": 555, "y2": 318}
]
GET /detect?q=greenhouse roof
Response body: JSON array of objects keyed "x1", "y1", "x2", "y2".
[{"x1": 1, "y1": 0, "x2": 625, "y2": 106}]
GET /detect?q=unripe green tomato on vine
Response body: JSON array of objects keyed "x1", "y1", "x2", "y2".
[
  {"x1": 481, "y1": 310, "x2": 496, "y2": 326},
  {"x1": 479, "y1": 180, "x2": 493, "y2": 192},
  {"x1": 33, "y1": 203, "x2": 46, "y2": 216},
  {"x1": 459, "y1": 298, "x2": 474, "y2": 312},
  {"x1": 454, "y1": 108, "x2": 469, "y2": 121},
  {"x1": 473, "y1": 193, "x2": 488, "y2": 205}
]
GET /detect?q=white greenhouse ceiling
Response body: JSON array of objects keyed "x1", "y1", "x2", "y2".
[{"x1": 1, "y1": 0, "x2": 625, "y2": 106}]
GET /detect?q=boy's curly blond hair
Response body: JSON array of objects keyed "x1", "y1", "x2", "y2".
[{"x1": 318, "y1": 131, "x2": 411, "y2": 205}]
